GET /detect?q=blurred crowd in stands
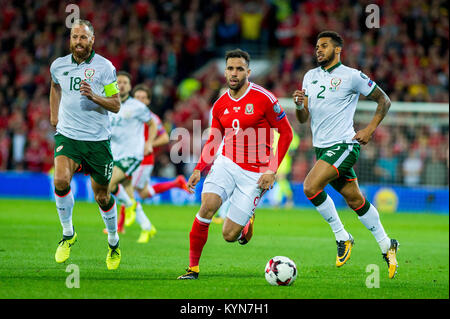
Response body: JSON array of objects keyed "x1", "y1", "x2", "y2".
[{"x1": 0, "y1": 0, "x2": 448, "y2": 186}]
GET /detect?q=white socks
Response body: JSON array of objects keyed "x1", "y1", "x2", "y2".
[
  {"x1": 114, "y1": 184, "x2": 133, "y2": 207},
  {"x1": 195, "y1": 213, "x2": 212, "y2": 224},
  {"x1": 147, "y1": 184, "x2": 156, "y2": 198},
  {"x1": 136, "y1": 201, "x2": 152, "y2": 231},
  {"x1": 55, "y1": 189, "x2": 75, "y2": 237},
  {"x1": 56, "y1": 186, "x2": 120, "y2": 247},
  {"x1": 316, "y1": 194, "x2": 391, "y2": 253},
  {"x1": 316, "y1": 194, "x2": 350, "y2": 242},
  {"x1": 358, "y1": 204, "x2": 391, "y2": 254},
  {"x1": 99, "y1": 202, "x2": 119, "y2": 247}
]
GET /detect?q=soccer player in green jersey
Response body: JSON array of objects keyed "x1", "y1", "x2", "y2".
[
  {"x1": 50, "y1": 19, "x2": 122, "y2": 270},
  {"x1": 293, "y1": 31, "x2": 399, "y2": 279}
]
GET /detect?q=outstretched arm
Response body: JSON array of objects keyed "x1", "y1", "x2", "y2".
[{"x1": 354, "y1": 86, "x2": 391, "y2": 145}]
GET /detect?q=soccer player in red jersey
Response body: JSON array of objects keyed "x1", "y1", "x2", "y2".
[{"x1": 177, "y1": 49, "x2": 293, "y2": 279}]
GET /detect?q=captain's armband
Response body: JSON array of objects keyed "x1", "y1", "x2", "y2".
[{"x1": 104, "y1": 81, "x2": 119, "y2": 97}]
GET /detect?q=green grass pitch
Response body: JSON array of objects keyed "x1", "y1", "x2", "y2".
[{"x1": 0, "y1": 198, "x2": 448, "y2": 299}]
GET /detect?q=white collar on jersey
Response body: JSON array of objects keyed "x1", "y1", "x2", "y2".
[{"x1": 227, "y1": 82, "x2": 253, "y2": 102}]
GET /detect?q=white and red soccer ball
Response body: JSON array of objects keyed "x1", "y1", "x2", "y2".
[{"x1": 265, "y1": 256, "x2": 298, "y2": 286}]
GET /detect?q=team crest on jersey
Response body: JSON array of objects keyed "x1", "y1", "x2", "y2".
[
  {"x1": 56, "y1": 145, "x2": 64, "y2": 152},
  {"x1": 329, "y1": 77, "x2": 342, "y2": 92},
  {"x1": 245, "y1": 104, "x2": 254, "y2": 114},
  {"x1": 84, "y1": 68, "x2": 95, "y2": 82}
]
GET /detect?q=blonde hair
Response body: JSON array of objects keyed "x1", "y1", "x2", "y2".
[{"x1": 72, "y1": 19, "x2": 94, "y2": 36}]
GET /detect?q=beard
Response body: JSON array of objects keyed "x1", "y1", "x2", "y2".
[
  {"x1": 119, "y1": 91, "x2": 129, "y2": 101},
  {"x1": 227, "y1": 77, "x2": 246, "y2": 91},
  {"x1": 70, "y1": 42, "x2": 93, "y2": 61},
  {"x1": 317, "y1": 50, "x2": 335, "y2": 67}
]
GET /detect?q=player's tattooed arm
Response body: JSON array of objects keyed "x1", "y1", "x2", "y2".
[
  {"x1": 368, "y1": 85, "x2": 391, "y2": 122},
  {"x1": 50, "y1": 80, "x2": 62, "y2": 127},
  {"x1": 354, "y1": 86, "x2": 391, "y2": 145}
]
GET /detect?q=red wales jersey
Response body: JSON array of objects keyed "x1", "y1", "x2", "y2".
[{"x1": 195, "y1": 82, "x2": 293, "y2": 173}]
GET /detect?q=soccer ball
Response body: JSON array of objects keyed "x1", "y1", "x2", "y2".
[{"x1": 265, "y1": 256, "x2": 298, "y2": 286}]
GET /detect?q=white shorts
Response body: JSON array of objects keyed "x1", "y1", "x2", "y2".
[
  {"x1": 202, "y1": 155, "x2": 267, "y2": 226},
  {"x1": 132, "y1": 164, "x2": 154, "y2": 189}
]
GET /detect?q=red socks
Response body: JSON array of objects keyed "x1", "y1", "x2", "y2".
[
  {"x1": 189, "y1": 216, "x2": 210, "y2": 268},
  {"x1": 151, "y1": 180, "x2": 177, "y2": 194},
  {"x1": 117, "y1": 205, "x2": 125, "y2": 232}
]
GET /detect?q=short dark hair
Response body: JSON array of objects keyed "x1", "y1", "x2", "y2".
[
  {"x1": 225, "y1": 49, "x2": 250, "y2": 67},
  {"x1": 132, "y1": 84, "x2": 152, "y2": 100},
  {"x1": 117, "y1": 71, "x2": 132, "y2": 82},
  {"x1": 317, "y1": 31, "x2": 344, "y2": 48}
]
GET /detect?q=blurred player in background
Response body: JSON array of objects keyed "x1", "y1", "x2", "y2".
[
  {"x1": 108, "y1": 72, "x2": 156, "y2": 244},
  {"x1": 293, "y1": 31, "x2": 399, "y2": 278},
  {"x1": 178, "y1": 49, "x2": 293, "y2": 280},
  {"x1": 205, "y1": 91, "x2": 229, "y2": 224},
  {"x1": 50, "y1": 20, "x2": 122, "y2": 270},
  {"x1": 126, "y1": 84, "x2": 189, "y2": 242},
  {"x1": 273, "y1": 130, "x2": 300, "y2": 207}
]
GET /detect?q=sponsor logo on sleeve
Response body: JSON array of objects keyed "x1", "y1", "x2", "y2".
[
  {"x1": 273, "y1": 103, "x2": 281, "y2": 113},
  {"x1": 276, "y1": 111, "x2": 286, "y2": 121}
]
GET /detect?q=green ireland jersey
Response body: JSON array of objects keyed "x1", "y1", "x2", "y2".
[
  {"x1": 302, "y1": 62, "x2": 377, "y2": 148},
  {"x1": 50, "y1": 51, "x2": 120, "y2": 141}
]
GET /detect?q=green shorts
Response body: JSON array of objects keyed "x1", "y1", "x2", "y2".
[
  {"x1": 315, "y1": 143, "x2": 360, "y2": 191},
  {"x1": 114, "y1": 157, "x2": 142, "y2": 177},
  {"x1": 54, "y1": 133, "x2": 114, "y2": 185}
]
